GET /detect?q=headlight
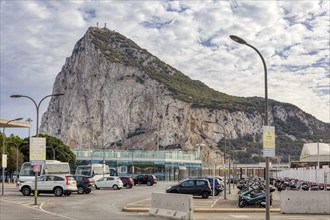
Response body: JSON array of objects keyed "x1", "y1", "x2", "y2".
[{"x1": 166, "y1": 186, "x2": 172, "y2": 190}]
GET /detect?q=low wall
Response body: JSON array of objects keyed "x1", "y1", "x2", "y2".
[
  {"x1": 280, "y1": 191, "x2": 330, "y2": 214},
  {"x1": 149, "y1": 192, "x2": 193, "y2": 219}
]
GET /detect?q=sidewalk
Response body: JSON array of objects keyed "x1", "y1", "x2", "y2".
[
  {"x1": 194, "y1": 186, "x2": 281, "y2": 213},
  {"x1": 123, "y1": 185, "x2": 281, "y2": 213}
]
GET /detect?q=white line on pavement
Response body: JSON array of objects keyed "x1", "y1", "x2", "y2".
[{"x1": 40, "y1": 201, "x2": 78, "y2": 220}]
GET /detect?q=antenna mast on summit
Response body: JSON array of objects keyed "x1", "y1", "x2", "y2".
[{"x1": 104, "y1": 23, "x2": 107, "y2": 28}]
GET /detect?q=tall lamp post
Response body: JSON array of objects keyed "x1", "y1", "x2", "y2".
[
  {"x1": 229, "y1": 35, "x2": 270, "y2": 220},
  {"x1": 11, "y1": 93, "x2": 64, "y2": 205},
  {"x1": 2, "y1": 118, "x2": 23, "y2": 195},
  {"x1": 97, "y1": 100, "x2": 105, "y2": 177},
  {"x1": 10, "y1": 94, "x2": 64, "y2": 136},
  {"x1": 8, "y1": 141, "x2": 28, "y2": 184},
  {"x1": 203, "y1": 120, "x2": 227, "y2": 199}
]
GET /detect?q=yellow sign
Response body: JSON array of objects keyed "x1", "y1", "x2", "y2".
[
  {"x1": 263, "y1": 126, "x2": 275, "y2": 157},
  {"x1": 30, "y1": 137, "x2": 46, "y2": 161}
]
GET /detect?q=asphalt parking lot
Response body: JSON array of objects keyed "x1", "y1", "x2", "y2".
[{"x1": 1, "y1": 182, "x2": 329, "y2": 220}]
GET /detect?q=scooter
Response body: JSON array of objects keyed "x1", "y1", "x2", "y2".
[{"x1": 239, "y1": 188, "x2": 272, "y2": 208}]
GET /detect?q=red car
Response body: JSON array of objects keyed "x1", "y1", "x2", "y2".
[{"x1": 119, "y1": 176, "x2": 134, "y2": 189}]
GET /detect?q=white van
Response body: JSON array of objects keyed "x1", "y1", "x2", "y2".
[
  {"x1": 75, "y1": 164, "x2": 109, "y2": 182},
  {"x1": 18, "y1": 160, "x2": 70, "y2": 185}
]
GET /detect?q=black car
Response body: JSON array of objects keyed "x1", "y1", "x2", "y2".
[
  {"x1": 166, "y1": 178, "x2": 212, "y2": 199},
  {"x1": 133, "y1": 174, "x2": 157, "y2": 186},
  {"x1": 71, "y1": 175, "x2": 95, "y2": 194},
  {"x1": 192, "y1": 176, "x2": 223, "y2": 196}
]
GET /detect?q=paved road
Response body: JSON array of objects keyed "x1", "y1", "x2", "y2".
[
  {"x1": 1, "y1": 182, "x2": 174, "y2": 220},
  {"x1": 1, "y1": 182, "x2": 329, "y2": 220}
]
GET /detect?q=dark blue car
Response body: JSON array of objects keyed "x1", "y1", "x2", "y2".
[{"x1": 192, "y1": 176, "x2": 223, "y2": 196}]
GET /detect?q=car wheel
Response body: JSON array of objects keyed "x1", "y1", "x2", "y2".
[
  {"x1": 126, "y1": 184, "x2": 132, "y2": 189},
  {"x1": 77, "y1": 186, "x2": 85, "y2": 194},
  {"x1": 147, "y1": 181, "x2": 152, "y2": 186},
  {"x1": 214, "y1": 189, "x2": 220, "y2": 196},
  {"x1": 201, "y1": 191, "x2": 210, "y2": 199},
  {"x1": 113, "y1": 185, "x2": 118, "y2": 190},
  {"x1": 21, "y1": 186, "x2": 31, "y2": 196},
  {"x1": 54, "y1": 187, "x2": 63, "y2": 197}
]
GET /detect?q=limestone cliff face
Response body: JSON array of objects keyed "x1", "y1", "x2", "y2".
[{"x1": 40, "y1": 27, "x2": 329, "y2": 167}]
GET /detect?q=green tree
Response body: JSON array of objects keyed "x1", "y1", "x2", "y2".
[
  {"x1": 0, "y1": 133, "x2": 25, "y2": 180},
  {"x1": 19, "y1": 134, "x2": 76, "y2": 167}
]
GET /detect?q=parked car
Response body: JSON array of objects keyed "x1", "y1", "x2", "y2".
[
  {"x1": 192, "y1": 176, "x2": 223, "y2": 196},
  {"x1": 119, "y1": 176, "x2": 134, "y2": 189},
  {"x1": 133, "y1": 174, "x2": 157, "y2": 186},
  {"x1": 166, "y1": 178, "x2": 212, "y2": 199},
  {"x1": 71, "y1": 174, "x2": 95, "y2": 194},
  {"x1": 18, "y1": 174, "x2": 77, "y2": 197},
  {"x1": 95, "y1": 176, "x2": 123, "y2": 190}
]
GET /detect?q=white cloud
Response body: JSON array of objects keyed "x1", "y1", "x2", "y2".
[{"x1": 0, "y1": 0, "x2": 329, "y2": 138}]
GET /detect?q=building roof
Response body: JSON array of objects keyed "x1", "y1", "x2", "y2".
[
  {"x1": 0, "y1": 119, "x2": 31, "y2": 128},
  {"x1": 300, "y1": 143, "x2": 330, "y2": 162}
]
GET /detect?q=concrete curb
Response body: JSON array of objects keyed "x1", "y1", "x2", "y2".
[
  {"x1": 122, "y1": 207, "x2": 282, "y2": 213},
  {"x1": 122, "y1": 207, "x2": 149, "y2": 212}
]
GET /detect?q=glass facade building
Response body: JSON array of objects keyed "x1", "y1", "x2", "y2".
[{"x1": 73, "y1": 149, "x2": 202, "y2": 181}]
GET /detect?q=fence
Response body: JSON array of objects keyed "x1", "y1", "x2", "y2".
[{"x1": 277, "y1": 167, "x2": 330, "y2": 184}]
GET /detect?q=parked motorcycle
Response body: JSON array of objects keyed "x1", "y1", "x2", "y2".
[{"x1": 237, "y1": 178, "x2": 274, "y2": 208}]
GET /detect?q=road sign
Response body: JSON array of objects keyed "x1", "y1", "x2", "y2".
[
  {"x1": 30, "y1": 137, "x2": 46, "y2": 161},
  {"x1": 263, "y1": 126, "x2": 275, "y2": 157},
  {"x1": 1, "y1": 154, "x2": 7, "y2": 168},
  {"x1": 33, "y1": 165, "x2": 40, "y2": 172}
]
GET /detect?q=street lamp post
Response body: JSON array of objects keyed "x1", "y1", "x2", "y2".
[
  {"x1": 203, "y1": 120, "x2": 227, "y2": 199},
  {"x1": 97, "y1": 100, "x2": 105, "y2": 177},
  {"x1": 25, "y1": 118, "x2": 33, "y2": 138},
  {"x1": 2, "y1": 118, "x2": 23, "y2": 195},
  {"x1": 230, "y1": 35, "x2": 270, "y2": 220},
  {"x1": 8, "y1": 141, "x2": 28, "y2": 184},
  {"x1": 10, "y1": 93, "x2": 64, "y2": 205},
  {"x1": 10, "y1": 94, "x2": 64, "y2": 136}
]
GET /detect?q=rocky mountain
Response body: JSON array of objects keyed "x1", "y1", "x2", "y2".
[{"x1": 40, "y1": 27, "x2": 330, "y2": 166}]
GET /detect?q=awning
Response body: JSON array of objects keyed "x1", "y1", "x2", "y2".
[{"x1": 0, "y1": 119, "x2": 31, "y2": 128}]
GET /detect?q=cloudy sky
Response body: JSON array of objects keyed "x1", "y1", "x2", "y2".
[{"x1": 1, "y1": 0, "x2": 329, "y2": 138}]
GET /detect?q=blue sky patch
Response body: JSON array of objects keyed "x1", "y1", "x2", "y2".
[
  {"x1": 81, "y1": 9, "x2": 96, "y2": 21},
  {"x1": 141, "y1": 16, "x2": 172, "y2": 29}
]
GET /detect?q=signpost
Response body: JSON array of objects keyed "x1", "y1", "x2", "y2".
[
  {"x1": 263, "y1": 126, "x2": 275, "y2": 157},
  {"x1": 30, "y1": 137, "x2": 46, "y2": 205},
  {"x1": 1, "y1": 154, "x2": 7, "y2": 168}
]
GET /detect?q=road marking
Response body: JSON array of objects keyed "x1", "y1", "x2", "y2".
[
  {"x1": 1, "y1": 198, "x2": 77, "y2": 219},
  {"x1": 40, "y1": 201, "x2": 78, "y2": 220},
  {"x1": 230, "y1": 215, "x2": 250, "y2": 219}
]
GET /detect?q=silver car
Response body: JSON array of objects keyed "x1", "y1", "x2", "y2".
[
  {"x1": 95, "y1": 176, "x2": 123, "y2": 190},
  {"x1": 18, "y1": 174, "x2": 77, "y2": 196}
]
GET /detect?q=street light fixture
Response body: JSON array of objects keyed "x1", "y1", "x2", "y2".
[
  {"x1": 203, "y1": 120, "x2": 227, "y2": 199},
  {"x1": 8, "y1": 141, "x2": 28, "y2": 184},
  {"x1": 10, "y1": 93, "x2": 64, "y2": 205},
  {"x1": 230, "y1": 35, "x2": 270, "y2": 220},
  {"x1": 201, "y1": 121, "x2": 230, "y2": 199},
  {"x1": 10, "y1": 93, "x2": 64, "y2": 136},
  {"x1": 2, "y1": 118, "x2": 23, "y2": 195}
]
